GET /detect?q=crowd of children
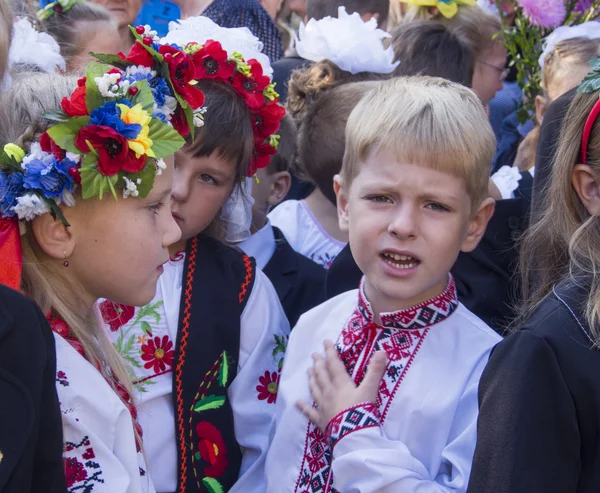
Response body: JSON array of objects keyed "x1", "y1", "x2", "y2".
[{"x1": 1, "y1": 0, "x2": 600, "y2": 493}]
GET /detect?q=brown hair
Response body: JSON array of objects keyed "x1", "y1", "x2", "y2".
[
  {"x1": 40, "y1": 1, "x2": 115, "y2": 65},
  {"x1": 307, "y1": 0, "x2": 390, "y2": 24},
  {"x1": 268, "y1": 113, "x2": 296, "y2": 174},
  {"x1": 287, "y1": 60, "x2": 388, "y2": 122},
  {"x1": 298, "y1": 80, "x2": 383, "y2": 204},
  {"x1": 519, "y1": 90, "x2": 600, "y2": 342},
  {"x1": 0, "y1": 0, "x2": 12, "y2": 80},
  {"x1": 342, "y1": 76, "x2": 495, "y2": 210},
  {"x1": 390, "y1": 20, "x2": 474, "y2": 86}
]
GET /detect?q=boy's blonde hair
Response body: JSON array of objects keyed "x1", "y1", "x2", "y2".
[{"x1": 342, "y1": 76, "x2": 495, "y2": 209}]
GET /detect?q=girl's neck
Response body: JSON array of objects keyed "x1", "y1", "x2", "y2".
[
  {"x1": 174, "y1": 0, "x2": 215, "y2": 19},
  {"x1": 304, "y1": 189, "x2": 348, "y2": 243}
]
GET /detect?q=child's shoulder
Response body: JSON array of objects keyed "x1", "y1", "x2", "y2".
[
  {"x1": 447, "y1": 303, "x2": 503, "y2": 348},
  {"x1": 292, "y1": 289, "x2": 358, "y2": 337}
]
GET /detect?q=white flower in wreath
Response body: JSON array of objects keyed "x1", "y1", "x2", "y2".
[
  {"x1": 123, "y1": 176, "x2": 140, "y2": 198},
  {"x1": 12, "y1": 193, "x2": 49, "y2": 221},
  {"x1": 155, "y1": 158, "x2": 167, "y2": 176},
  {"x1": 95, "y1": 72, "x2": 122, "y2": 99}
]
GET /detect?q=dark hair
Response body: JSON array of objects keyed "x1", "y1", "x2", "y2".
[
  {"x1": 287, "y1": 60, "x2": 388, "y2": 122},
  {"x1": 390, "y1": 21, "x2": 474, "y2": 87},
  {"x1": 268, "y1": 113, "x2": 296, "y2": 174},
  {"x1": 184, "y1": 79, "x2": 254, "y2": 184},
  {"x1": 40, "y1": 2, "x2": 115, "y2": 63},
  {"x1": 297, "y1": 81, "x2": 382, "y2": 204},
  {"x1": 306, "y1": 0, "x2": 390, "y2": 24}
]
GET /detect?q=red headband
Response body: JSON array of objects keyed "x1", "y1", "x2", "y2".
[
  {"x1": 0, "y1": 218, "x2": 23, "y2": 290},
  {"x1": 581, "y1": 97, "x2": 600, "y2": 165}
]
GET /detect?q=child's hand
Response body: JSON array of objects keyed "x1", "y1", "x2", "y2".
[{"x1": 297, "y1": 340, "x2": 388, "y2": 433}]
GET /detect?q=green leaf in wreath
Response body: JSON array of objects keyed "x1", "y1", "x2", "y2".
[
  {"x1": 193, "y1": 395, "x2": 226, "y2": 413},
  {"x1": 131, "y1": 80, "x2": 156, "y2": 113},
  {"x1": 42, "y1": 195, "x2": 70, "y2": 227},
  {"x1": 147, "y1": 118, "x2": 185, "y2": 159},
  {"x1": 122, "y1": 161, "x2": 156, "y2": 198},
  {"x1": 43, "y1": 108, "x2": 70, "y2": 123},
  {"x1": 85, "y1": 62, "x2": 111, "y2": 112},
  {"x1": 91, "y1": 52, "x2": 128, "y2": 70},
  {"x1": 577, "y1": 75, "x2": 600, "y2": 94},
  {"x1": 46, "y1": 116, "x2": 90, "y2": 155},
  {"x1": 79, "y1": 152, "x2": 100, "y2": 199},
  {"x1": 202, "y1": 478, "x2": 224, "y2": 493}
]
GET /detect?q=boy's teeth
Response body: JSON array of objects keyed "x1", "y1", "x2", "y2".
[{"x1": 382, "y1": 252, "x2": 418, "y2": 269}]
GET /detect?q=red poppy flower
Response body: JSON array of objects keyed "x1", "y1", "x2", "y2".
[
  {"x1": 256, "y1": 370, "x2": 280, "y2": 404},
  {"x1": 141, "y1": 335, "x2": 175, "y2": 373},
  {"x1": 75, "y1": 125, "x2": 146, "y2": 176},
  {"x1": 195, "y1": 421, "x2": 228, "y2": 478},
  {"x1": 99, "y1": 301, "x2": 135, "y2": 332},
  {"x1": 171, "y1": 106, "x2": 190, "y2": 137},
  {"x1": 118, "y1": 41, "x2": 155, "y2": 68},
  {"x1": 252, "y1": 102, "x2": 285, "y2": 140},
  {"x1": 232, "y1": 59, "x2": 270, "y2": 109},
  {"x1": 159, "y1": 45, "x2": 205, "y2": 109},
  {"x1": 61, "y1": 83, "x2": 88, "y2": 117},
  {"x1": 191, "y1": 40, "x2": 235, "y2": 81},
  {"x1": 40, "y1": 132, "x2": 66, "y2": 160},
  {"x1": 64, "y1": 457, "x2": 88, "y2": 488}
]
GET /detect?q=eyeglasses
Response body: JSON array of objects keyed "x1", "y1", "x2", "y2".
[{"x1": 478, "y1": 60, "x2": 509, "y2": 81}]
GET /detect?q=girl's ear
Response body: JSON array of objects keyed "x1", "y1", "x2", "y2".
[
  {"x1": 334, "y1": 174, "x2": 350, "y2": 233},
  {"x1": 31, "y1": 211, "x2": 75, "y2": 261},
  {"x1": 572, "y1": 164, "x2": 600, "y2": 217},
  {"x1": 535, "y1": 95, "x2": 547, "y2": 126}
]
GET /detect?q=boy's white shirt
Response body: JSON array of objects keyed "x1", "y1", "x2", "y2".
[
  {"x1": 239, "y1": 220, "x2": 277, "y2": 270},
  {"x1": 55, "y1": 333, "x2": 155, "y2": 493},
  {"x1": 268, "y1": 199, "x2": 346, "y2": 269},
  {"x1": 266, "y1": 282, "x2": 501, "y2": 493},
  {"x1": 103, "y1": 255, "x2": 290, "y2": 493}
]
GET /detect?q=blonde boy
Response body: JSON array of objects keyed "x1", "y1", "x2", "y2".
[{"x1": 266, "y1": 77, "x2": 502, "y2": 492}]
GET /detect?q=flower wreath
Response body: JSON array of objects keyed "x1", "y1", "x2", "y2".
[
  {"x1": 399, "y1": 0, "x2": 476, "y2": 19},
  {"x1": 38, "y1": 0, "x2": 85, "y2": 20},
  {"x1": 98, "y1": 25, "x2": 285, "y2": 177}
]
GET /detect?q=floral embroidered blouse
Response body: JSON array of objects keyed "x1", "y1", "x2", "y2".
[
  {"x1": 101, "y1": 254, "x2": 290, "y2": 493},
  {"x1": 54, "y1": 332, "x2": 155, "y2": 493},
  {"x1": 266, "y1": 277, "x2": 501, "y2": 493}
]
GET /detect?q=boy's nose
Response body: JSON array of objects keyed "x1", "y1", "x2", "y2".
[{"x1": 388, "y1": 207, "x2": 417, "y2": 239}]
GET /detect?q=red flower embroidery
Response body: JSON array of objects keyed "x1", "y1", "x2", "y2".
[
  {"x1": 256, "y1": 370, "x2": 280, "y2": 404},
  {"x1": 232, "y1": 59, "x2": 270, "y2": 109},
  {"x1": 61, "y1": 80, "x2": 88, "y2": 117},
  {"x1": 195, "y1": 421, "x2": 228, "y2": 478},
  {"x1": 141, "y1": 335, "x2": 175, "y2": 373},
  {"x1": 64, "y1": 457, "x2": 88, "y2": 488},
  {"x1": 75, "y1": 125, "x2": 145, "y2": 176},
  {"x1": 159, "y1": 45, "x2": 205, "y2": 110},
  {"x1": 118, "y1": 41, "x2": 155, "y2": 68},
  {"x1": 99, "y1": 301, "x2": 135, "y2": 332},
  {"x1": 192, "y1": 40, "x2": 235, "y2": 80}
]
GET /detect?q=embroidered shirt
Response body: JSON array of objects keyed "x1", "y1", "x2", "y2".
[
  {"x1": 102, "y1": 255, "x2": 290, "y2": 493},
  {"x1": 268, "y1": 200, "x2": 346, "y2": 269},
  {"x1": 239, "y1": 220, "x2": 277, "y2": 270},
  {"x1": 266, "y1": 277, "x2": 501, "y2": 493},
  {"x1": 55, "y1": 334, "x2": 155, "y2": 493}
]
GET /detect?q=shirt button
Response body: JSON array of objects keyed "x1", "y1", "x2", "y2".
[{"x1": 508, "y1": 216, "x2": 520, "y2": 230}]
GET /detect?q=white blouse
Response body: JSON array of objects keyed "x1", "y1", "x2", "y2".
[
  {"x1": 102, "y1": 254, "x2": 290, "y2": 493},
  {"x1": 266, "y1": 278, "x2": 501, "y2": 493},
  {"x1": 55, "y1": 333, "x2": 154, "y2": 493},
  {"x1": 268, "y1": 200, "x2": 346, "y2": 269}
]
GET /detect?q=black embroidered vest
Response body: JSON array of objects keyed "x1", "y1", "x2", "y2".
[{"x1": 173, "y1": 235, "x2": 256, "y2": 493}]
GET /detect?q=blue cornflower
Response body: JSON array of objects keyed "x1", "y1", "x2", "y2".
[
  {"x1": 89, "y1": 101, "x2": 142, "y2": 140},
  {"x1": 22, "y1": 156, "x2": 76, "y2": 199},
  {"x1": 0, "y1": 171, "x2": 24, "y2": 217},
  {"x1": 149, "y1": 76, "x2": 171, "y2": 108}
]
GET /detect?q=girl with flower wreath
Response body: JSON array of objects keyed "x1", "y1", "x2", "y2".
[
  {"x1": 0, "y1": 30, "x2": 202, "y2": 490},
  {"x1": 99, "y1": 16, "x2": 289, "y2": 493}
]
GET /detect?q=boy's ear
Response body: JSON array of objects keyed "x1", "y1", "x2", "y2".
[
  {"x1": 31, "y1": 210, "x2": 75, "y2": 261},
  {"x1": 267, "y1": 171, "x2": 291, "y2": 207},
  {"x1": 334, "y1": 174, "x2": 350, "y2": 233},
  {"x1": 460, "y1": 198, "x2": 495, "y2": 253},
  {"x1": 572, "y1": 164, "x2": 600, "y2": 216}
]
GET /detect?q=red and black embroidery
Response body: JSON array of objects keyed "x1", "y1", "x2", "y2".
[
  {"x1": 64, "y1": 436, "x2": 104, "y2": 492},
  {"x1": 324, "y1": 402, "x2": 380, "y2": 451},
  {"x1": 294, "y1": 276, "x2": 458, "y2": 493}
]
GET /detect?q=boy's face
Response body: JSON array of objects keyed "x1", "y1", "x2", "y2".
[
  {"x1": 171, "y1": 149, "x2": 238, "y2": 241},
  {"x1": 335, "y1": 148, "x2": 493, "y2": 314}
]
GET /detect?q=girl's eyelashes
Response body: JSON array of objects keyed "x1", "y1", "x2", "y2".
[
  {"x1": 197, "y1": 173, "x2": 217, "y2": 185},
  {"x1": 148, "y1": 201, "x2": 164, "y2": 215}
]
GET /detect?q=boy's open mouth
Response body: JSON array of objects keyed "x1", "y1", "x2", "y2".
[{"x1": 381, "y1": 252, "x2": 420, "y2": 270}]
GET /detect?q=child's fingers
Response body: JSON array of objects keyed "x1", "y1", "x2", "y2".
[
  {"x1": 325, "y1": 345, "x2": 352, "y2": 385},
  {"x1": 307, "y1": 370, "x2": 323, "y2": 403},
  {"x1": 312, "y1": 352, "x2": 333, "y2": 393},
  {"x1": 296, "y1": 400, "x2": 320, "y2": 424},
  {"x1": 359, "y1": 351, "x2": 388, "y2": 399}
]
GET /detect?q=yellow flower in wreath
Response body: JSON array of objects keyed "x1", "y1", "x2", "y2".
[{"x1": 400, "y1": 0, "x2": 476, "y2": 18}]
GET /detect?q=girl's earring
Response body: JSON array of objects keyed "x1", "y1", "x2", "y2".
[{"x1": 63, "y1": 252, "x2": 69, "y2": 268}]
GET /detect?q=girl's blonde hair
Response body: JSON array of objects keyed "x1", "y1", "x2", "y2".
[
  {"x1": 0, "y1": 73, "x2": 141, "y2": 446},
  {"x1": 0, "y1": 0, "x2": 12, "y2": 80},
  {"x1": 40, "y1": 1, "x2": 115, "y2": 65},
  {"x1": 519, "y1": 89, "x2": 600, "y2": 341}
]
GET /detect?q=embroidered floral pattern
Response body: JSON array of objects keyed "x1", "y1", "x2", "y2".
[
  {"x1": 64, "y1": 436, "x2": 104, "y2": 491},
  {"x1": 293, "y1": 277, "x2": 458, "y2": 493},
  {"x1": 99, "y1": 301, "x2": 135, "y2": 332},
  {"x1": 56, "y1": 370, "x2": 69, "y2": 387},
  {"x1": 141, "y1": 335, "x2": 175, "y2": 373},
  {"x1": 195, "y1": 421, "x2": 229, "y2": 478},
  {"x1": 255, "y1": 334, "x2": 288, "y2": 404}
]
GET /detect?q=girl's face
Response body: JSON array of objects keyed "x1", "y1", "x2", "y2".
[
  {"x1": 472, "y1": 43, "x2": 507, "y2": 105},
  {"x1": 68, "y1": 21, "x2": 122, "y2": 73},
  {"x1": 171, "y1": 149, "x2": 238, "y2": 241},
  {"x1": 91, "y1": 0, "x2": 142, "y2": 27},
  {"x1": 60, "y1": 157, "x2": 181, "y2": 307}
]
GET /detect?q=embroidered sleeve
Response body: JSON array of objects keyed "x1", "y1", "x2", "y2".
[{"x1": 324, "y1": 402, "x2": 381, "y2": 451}]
